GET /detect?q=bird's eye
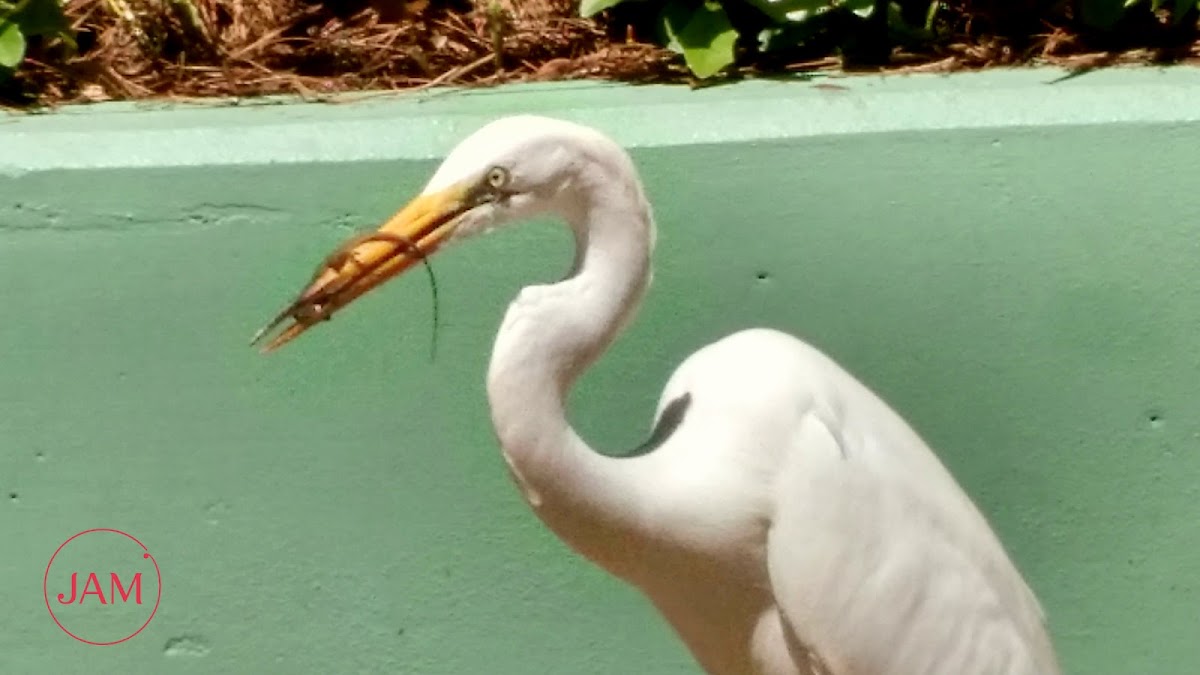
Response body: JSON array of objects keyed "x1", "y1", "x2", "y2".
[{"x1": 486, "y1": 167, "x2": 509, "y2": 189}]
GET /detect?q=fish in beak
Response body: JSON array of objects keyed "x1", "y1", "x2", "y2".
[{"x1": 251, "y1": 177, "x2": 492, "y2": 353}]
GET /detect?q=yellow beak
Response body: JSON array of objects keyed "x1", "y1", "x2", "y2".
[{"x1": 251, "y1": 182, "x2": 471, "y2": 353}]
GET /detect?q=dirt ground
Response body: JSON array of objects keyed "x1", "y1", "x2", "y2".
[{"x1": 5, "y1": 0, "x2": 1200, "y2": 107}]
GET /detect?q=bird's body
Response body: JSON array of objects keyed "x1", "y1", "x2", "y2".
[
  {"x1": 257, "y1": 115, "x2": 1061, "y2": 675},
  {"x1": 501, "y1": 327, "x2": 1057, "y2": 675}
]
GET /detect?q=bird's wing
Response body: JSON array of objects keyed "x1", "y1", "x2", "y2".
[
  {"x1": 764, "y1": 411, "x2": 1059, "y2": 675},
  {"x1": 653, "y1": 328, "x2": 1060, "y2": 675}
]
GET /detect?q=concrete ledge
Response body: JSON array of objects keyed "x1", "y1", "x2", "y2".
[
  {"x1": 5, "y1": 67, "x2": 1200, "y2": 171},
  {"x1": 2, "y1": 68, "x2": 1199, "y2": 674}
]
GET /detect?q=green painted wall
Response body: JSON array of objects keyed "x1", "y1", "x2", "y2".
[{"x1": 2, "y1": 68, "x2": 1199, "y2": 674}]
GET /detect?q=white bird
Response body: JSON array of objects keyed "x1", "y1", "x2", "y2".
[{"x1": 253, "y1": 115, "x2": 1061, "y2": 675}]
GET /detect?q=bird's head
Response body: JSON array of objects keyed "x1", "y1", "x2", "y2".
[{"x1": 251, "y1": 115, "x2": 623, "y2": 352}]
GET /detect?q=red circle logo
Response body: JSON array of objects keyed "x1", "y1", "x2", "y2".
[{"x1": 43, "y1": 528, "x2": 162, "y2": 645}]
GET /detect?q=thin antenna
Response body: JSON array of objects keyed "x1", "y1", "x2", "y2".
[
  {"x1": 364, "y1": 231, "x2": 440, "y2": 362},
  {"x1": 416, "y1": 247, "x2": 440, "y2": 362}
]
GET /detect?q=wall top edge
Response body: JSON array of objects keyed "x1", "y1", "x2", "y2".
[{"x1": 3, "y1": 67, "x2": 1200, "y2": 172}]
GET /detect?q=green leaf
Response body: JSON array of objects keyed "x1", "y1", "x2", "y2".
[
  {"x1": 843, "y1": 0, "x2": 877, "y2": 19},
  {"x1": 12, "y1": 0, "x2": 68, "y2": 37},
  {"x1": 1171, "y1": 0, "x2": 1198, "y2": 23},
  {"x1": 661, "y1": 0, "x2": 737, "y2": 79},
  {"x1": 743, "y1": 0, "x2": 828, "y2": 23},
  {"x1": 579, "y1": 0, "x2": 628, "y2": 17},
  {"x1": 660, "y1": 0, "x2": 686, "y2": 52},
  {"x1": 887, "y1": 0, "x2": 930, "y2": 44},
  {"x1": 745, "y1": 0, "x2": 878, "y2": 24},
  {"x1": 1080, "y1": 0, "x2": 1131, "y2": 29},
  {"x1": 0, "y1": 20, "x2": 26, "y2": 69},
  {"x1": 924, "y1": 0, "x2": 939, "y2": 30},
  {"x1": 1148, "y1": 0, "x2": 1193, "y2": 11}
]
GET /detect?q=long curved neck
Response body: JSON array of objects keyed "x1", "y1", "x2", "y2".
[{"x1": 486, "y1": 170, "x2": 654, "y2": 572}]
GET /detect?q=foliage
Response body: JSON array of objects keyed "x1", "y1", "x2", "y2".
[
  {"x1": 5, "y1": 0, "x2": 1200, "y2": 106},
  {"x1": 0, "y1": 0, "x2": 70, "y2": 76},
  {"x1": 660, "y1": 1, "x2": 739, "y2": 78},
  {"x1": 583, "y1": 0, "x2": 1200, "y2": 78},
  {"x1": 1081, "y1": 0, "x2": 1197, "y2": 29}
]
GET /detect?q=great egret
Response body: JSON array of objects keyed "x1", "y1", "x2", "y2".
[{"x1": 253, "y1": 115, "x2": 1061, "y2": 675}]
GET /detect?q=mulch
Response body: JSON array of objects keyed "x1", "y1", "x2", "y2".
[{"x1": 4, "y1": 0, "x2": 1200, "y2": 108}]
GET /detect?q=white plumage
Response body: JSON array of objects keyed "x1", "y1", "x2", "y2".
[{"x1": 256, "y1": 115, "x2": 1061, "y2": 675}]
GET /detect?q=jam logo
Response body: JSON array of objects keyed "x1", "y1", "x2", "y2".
[{"x1": 44, "y1": 528, "x2": 162, "y2": 645}]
